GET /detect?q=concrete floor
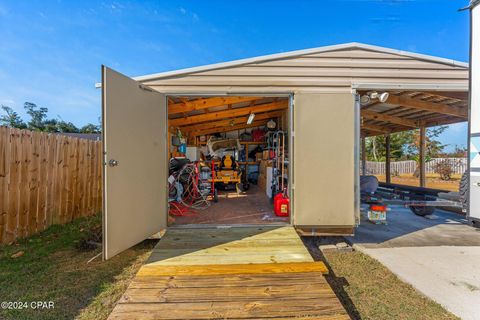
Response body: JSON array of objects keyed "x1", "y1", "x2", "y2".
[
  {"x1": 348, "y1": 206, "x2": 480, "y2": 320},
  {"x1": 170, "y1": 185, "x2": 289, "y2": 226}
]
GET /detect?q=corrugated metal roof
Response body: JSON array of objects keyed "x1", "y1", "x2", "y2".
[{"x1": 134, "y1": 42, "x2": 468, "y2": 82}]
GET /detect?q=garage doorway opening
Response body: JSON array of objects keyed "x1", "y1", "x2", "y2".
[{"x1": 166, "y1": 95, "x2": 291, "y2": 227}]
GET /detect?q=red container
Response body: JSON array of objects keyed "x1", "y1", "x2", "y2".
[
  {"x1": 269, "y1": 150, "x2": 276, "y2": 159},
  {"x1": 274, "y1": 193, "x2": 290, "y2": 217}
]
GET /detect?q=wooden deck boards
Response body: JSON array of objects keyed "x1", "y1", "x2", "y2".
[{"x1": 108, "y1": 227, "x2": 349, "y2": 320}]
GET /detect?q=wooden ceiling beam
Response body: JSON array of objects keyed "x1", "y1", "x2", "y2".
[
  {"x1": 180, "y1": 111, "x2": 284, "y2": 133},
  {"x1": 361, "y1": 109, "x2": 418, "y2": 128},
  {"x1": 361, "y1": 130, "x2": 383, "y2": 137},
  {"x1": 168, "y1": 96, "x2": 262, "y2": 115},
  {"x1": 169, "y1": 100, "x2": 288, "y2": 127},
  {"x1": 192, "y1": 120, "x2": 269, "y2": 137},
  {"x1": 422, "y1": 91, "x2": 468, "y2": 101},
  {"x1": 386, "y1": 94, "x2": 467, "y2": 118},
  {"x1": 361, "y1": 123, "x2": 391, "y2": 134}
]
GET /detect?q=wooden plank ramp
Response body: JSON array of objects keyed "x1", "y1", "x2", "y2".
[{"x1": 108, "y1": 226, "x2": 350, "y2": 320}]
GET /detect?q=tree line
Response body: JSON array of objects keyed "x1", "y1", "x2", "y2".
[
  {"x1": 0, "y1": 102, "x2": 100, "y2": 133},
  {"x1": 364, "y1": 126, "x2": 467, "y2": 162}
]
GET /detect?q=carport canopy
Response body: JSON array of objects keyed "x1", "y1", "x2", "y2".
[{"x1": 357, "y1": 89, "x2": 469, "y2": 186}]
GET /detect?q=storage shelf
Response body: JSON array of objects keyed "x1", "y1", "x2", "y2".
[
  {"x1": 197, "y1": 141, "x2": 266, "y2": 146},
  {"x1": 238, "y1": 161, "x2": 260, "y2": 165}
]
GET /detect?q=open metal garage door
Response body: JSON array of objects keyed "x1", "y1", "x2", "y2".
[
  {"x1": 102, "y1": 66, "x2": 167, "y2": 260},
  {"x1": 293, "y1": 93, "x2": 356, "y2": 227}
]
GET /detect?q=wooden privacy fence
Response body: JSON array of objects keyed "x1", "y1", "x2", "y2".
[
  {"x1": 362, "y1": 158, "x2": 468, "y2": 175},
  {"x1": 0, "y1": 127, "x2": 102, "y2": 245}
]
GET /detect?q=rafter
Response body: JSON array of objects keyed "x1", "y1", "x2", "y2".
[
  {"x1": 361, "y1": 109, "x2": 418, "y2": 128},
  {"x1": 361, "y1": 130, "x2": 383, "y2": 137},
  {"x1": 180, "y1": 111, "x2": 284, "y2": 133},
  {"x1": 168, "y1": 96, "x2": 262, "y2": 115},
  {"x1": 169, "y1": 100, "x2": 288, "y2": 127},
  {"x1": 361, "y1": 123, "x2": 391, "y2": 133},
  {"x1": 423, "y1": 91, "x2": 468, "y2": 101},
  {"x1": 192, "y1": 120, "x2": 269, "y2": 137},
  {"x1": 386, "y1": 94, "x2": 467, "y2": 118}
]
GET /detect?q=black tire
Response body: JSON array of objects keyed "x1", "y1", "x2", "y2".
[
  {"x1": 213, "y1": 189, "x2": 218, "y2": 202},
  {"x1": 459, "y1": 171, "x2": 468, "y2": 213},
  {"x1": 410, "y1": 206, "x2": 435, "y2": 216}
]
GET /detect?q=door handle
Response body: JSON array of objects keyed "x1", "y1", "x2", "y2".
[{"x1": 109, "y1": 159, "x2": 119, "y2": 167}]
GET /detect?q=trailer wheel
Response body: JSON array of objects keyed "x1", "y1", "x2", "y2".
[
  {"x1": 459, "y1": 172, "x2": 468, "y2": 213},
  {"x1": 410, "y1": 206, "x2": 435, "y2": 216}
]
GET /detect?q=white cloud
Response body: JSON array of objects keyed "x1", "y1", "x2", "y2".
[
  {"x1": 178, "y1": 7, "x2": 199, "y2": 21},
  {"x1": 0, "y1": 98, "x2": 15, "y2": 105}
]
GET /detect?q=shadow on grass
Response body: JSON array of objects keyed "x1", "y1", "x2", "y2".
[{"x1": 302, "y1": 236, "x2": 362, "y2": 320}]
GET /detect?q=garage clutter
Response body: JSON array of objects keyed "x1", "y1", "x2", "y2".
[{"x1": 167, "y1": 128, "x2": 290, "y2": 219}]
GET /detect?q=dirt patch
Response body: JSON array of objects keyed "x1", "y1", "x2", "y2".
[{"x1": 374, "y1": 173, "x2": 461, "y2": 192}]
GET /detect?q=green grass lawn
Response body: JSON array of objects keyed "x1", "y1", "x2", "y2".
[
  {"x1": 303, "y1": 237, "x2": 459, "y2": 320},
  {"x1": 0, "y1": 215, "x2": 156, "y2": 320},
  {"x1": 0, "y1": 216, "x2": 459, "y2": 320}
]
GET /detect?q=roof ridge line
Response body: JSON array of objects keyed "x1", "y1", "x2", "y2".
[{"x1": 132, "y1": 42, "x2": 468, "y2": 83}]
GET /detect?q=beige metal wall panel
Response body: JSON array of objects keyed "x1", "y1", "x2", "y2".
[
  {"x1": 194, "y1": 67, "x2": 467, "y2": 79},
  {"x1": 102, "y1": 67, "x2": 167, "y2": 260},
  {"x1": 141, "y1": 85, "x2": 353, "y2": 94},
  {"x1": 142, "y1": 48, "x2": 468, "y2": 94},
  {"x1": 147, "y1": 76, "x2": 468, "y2": 86},
  {"x1": 250, "y1": 58, "x2": 467, "y2": 69},
  {"x1": 293, "y1": 93, "x2": 356, "y2": 227}
]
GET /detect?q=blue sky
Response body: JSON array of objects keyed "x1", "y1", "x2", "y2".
[{"x1": 0, "y1": 0, "x2": 470, "y2": 150}]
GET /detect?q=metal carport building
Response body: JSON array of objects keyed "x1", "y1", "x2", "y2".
[{"x1": 100, "y1": 42, "x2": 469, "y2": 259}]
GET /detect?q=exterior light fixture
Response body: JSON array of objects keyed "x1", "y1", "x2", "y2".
[
  {"x1": 369, "y1": 91, "x2": 390, "y2": 103},
  {"x1": 361, "y1": 91, "x2": 390, "y2": 105},
  {"x1": 360, "y1": 95, "x2": 371, "y2": 105}
]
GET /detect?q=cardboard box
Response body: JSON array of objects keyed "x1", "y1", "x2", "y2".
[
  {"x1": 258, "y1": 173, "x2": 266, "y2": 190},
  {"x1": 262, "y1": 150, "x2": 269, "y2": 160},
  {"x1": 259, "y1": 159, "x2": 273, "y2": 175},
  {"x1": 259, "y1": 161, "x2": 266, "y2": 175}
]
